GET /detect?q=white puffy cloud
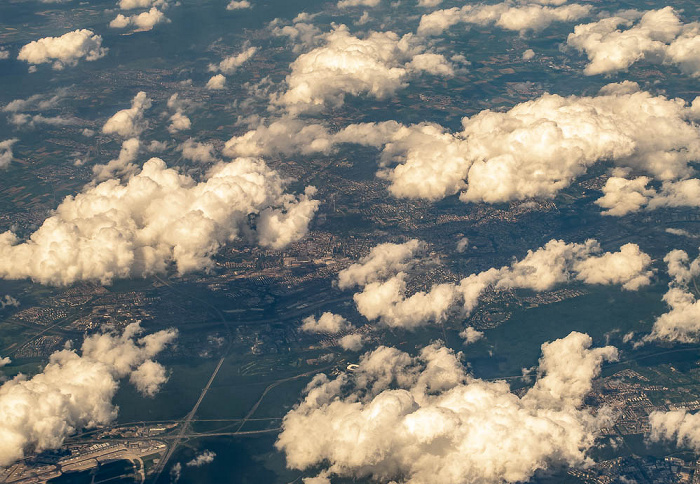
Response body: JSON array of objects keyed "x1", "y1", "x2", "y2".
[
  {"x1": 417, "y1": 1, "x2": 591, "y2": 37},
  {"x1": 0, "y1": 295, "x2": 19, "y2": 309},
  {"x1": 179, "y1": 139, "x2": 216, "y2": 163},
  {"x1": 103, "y1": 91, "x2": 152, "y2": 138},
  {"x1": 597, "y1": 176, "x2": 700, "y2": 216},
  {"x1": 301, "y1": 312, "x2": 354, "y2": 334},
  {"x1": 18, "y1": 29, "x2": 107, "y2": 70},
  {"x1": 110, "y1": 7, "x2": 168, "y2": 31},
  {"x1": 0, "y1": 323, "x2": 176, "y2": 466},
  {"x1": 0, "y1": 49, "x2": 9, "y2": 60},
  {"x1": 337, "y1": 239, "x2": 426, "y2": 290},
  {"x1": 567, "y1": 7, "x2": 700, "y2": 77},
  {"x1": 342, "y1": 239, "x2": 652, "y2": 331},
  {"x1": 210, "y1": 46, "x2": 257, "y2": 74},
  {"x1": 187, "y1": 450, "x2": 216, "y2": 467},
  {"x1": 0, "y1": 357, "x2": 10, "y2": 367},
  {"x1": 645, "y1": 250, "x2": 700, "y2": 343},
  {"x1": 227, "y1": 86, "x2": 700, "y2": 205},
  {"x1": 206, "y1": 74, "x2": 226, "y2": 90},
  {"x1": 338, "y1": 334, "x2": 364, "y2": 351},
  {"x1": 0, "y1": 138, "x2": 18, "y2": 169},
  {"x1": 418, "y1": 0, "x2": 442, "y2": 7},
  {"x1": 522, "y1": 48, "x2": 535, "y2": 59},
  {"x1": 337, "y1": 0, "x2": 380, "y2": 8},
  {"x1": 92, "y1": 137, "x2": 141, "y2": 181},
  {"x1": 256, "y1": 186, "x2": 320, "y2": 249},
  {"x1": 168, "y1": 111, "x2": 191, "y2": 134},
  {"x1": 276, "y1": 332, "x2": 617, "y2": 484},
  {"x1": 118, "y1": 0, "x2": 165, "y2": 9},
  {"x1": 649, "y1": 410, "x2": 700, "y2": 451},
  {"x1": 273, "y1": 25, "x2": 454, "y2": 114},
  {"x1": 271, "y1": 13, "x2": 322, "y2": 52},
  {"x1": 226, "y1": 0, "x2": 250, "y2": 10},
  {"x1": 0, "y1": 157, "x2": 318, "y2": 286},
  {"x1": 459, "y1": 326, "x2": 483, "y2": 344}
]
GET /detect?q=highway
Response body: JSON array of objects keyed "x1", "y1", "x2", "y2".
[{"x1": 151, "y1": 355, "x2": 226, "y2": 483}]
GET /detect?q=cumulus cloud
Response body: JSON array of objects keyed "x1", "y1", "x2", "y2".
[
  {"x1": 0, "y1": 157, "x2": 318, "y2": 286},
  {"x1": 338, "y1": 334, "x2": 364, "y2": 351},
  {"x1": 340, "y1": 239, "x2": 652, "y2": 331},
  {"x1": 210, "y1": 46, "x2": 257, "y2": 74},
  {"x1": 645, "y1": 250, "x2": 700, "y2": 343},
  {"x1": 0, "y1": 138, "x2": 18, "y2": 169},
  {"x1": 206, "y1": 74, "x2": 226, "y2": 90},
  {"x1": 597, "y1": 176, "x2": 700, "y2": 216},
  {"x1": 649, "y1": 410, "x2": 700, "y2": 451},
  {"x1": 226, "y1": 0, "x2": 250, "y2": 9},
  {"x1": 0, "y1": 49, "x2": 9, "y2": 60},
  {"x1": 118, "y1": 0, "x2": 165, "y2": 9},
  {"x1": 301, "y1": 312, "x2": 354, "y2": 334},
  {"x1": 186, "y1": 450, "x2": 216, "y2": 467},
  {"x1": 110, "y1": 7, "x2": 168, "y2": 31},
  {"x1": 459, "y1": 326, "x2": 483, "y2": 344},
  {"x1": 277, "y1": 332, "x2": 617, "y2": 484},
  {"x1": 18, "y1": 29, "x2": 107, "y2": 70},
  {"x1": 92, "y1": 138, "x2": 141, "y2": 181},
  {"x1": 103, "y1": 92, "x2": 152, "y2": 138},
  {"x1": 417, "y1": 0, "x2": 591, "y2": 37},
  {"x1": 337, "y1": 0, "x2": 380, "y2": 8},
  {"x1": 567, "y1": 7, "x2": 700, "y2": 77},
  {"x1": 227, "y1": 86, "x2": 700, "y2": 205},
  {"x1": 0, "y1": 295, "x2": 19, "y2": 310},
  {"x1": 273, "y1": 25, "x2": 454, "y2": 114},
  {"x1": 179, "y1": 139, "x2": 216, "y2": 163},
  {"x1": 168, "y1": 111, "x2": 191, "y2": 134},
  {"x1": 271, "y1": 13, "x2": 322, "y2": 52},
  {"x1": 338, "y1": 240, "x2": 426, "y2": 290},
  {"x1": 0, "y1": 323, "x2": 176, "y2": 466}
]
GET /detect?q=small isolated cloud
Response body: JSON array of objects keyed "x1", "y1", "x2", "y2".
[
  {"x1": 179, "y1": 139, "x2": 216, "y2": 163},
  {"x1": 273, "y1": 25, "x2": 454, "y2": 114},
  {"x1": 210, "y1": 46, "x2": 257, "y2": 74},
  {"x1": 0, "y1": 139, "x2": 18, "y2": 169},
  {"x1": 0, "y1": 323, "x2": 176, "y2": 466},
  {"x1": 226, "y1": 0, "x2": 251, "y2": 10},
  {"x1": 337, "y1": 0, "x2": 380, "y2": 8},
  {"x1": 0, "y1": 158, "x2": 318, "y2": 285},
  {"x1": 301, "y1": 312, "x2": 354, "y2": 334},
  {"x1": 522, "y1": 48, "x2": 535, "y2": 59},
  {"x1": 417, "y1": 0, "x2": 591, "y2": 37},
  {"x1": 118, "y1": 0, "x2": 166, "y2": 9},
  {"x1": 459, "y1": 326, "x2": 484, "y2": 344},
  {"x1": 92, "y1": 137, "x2": 140, "y2": 181},
  {"x1": 0, "y1": 295, "x2": 19, "y2": 309},
  {"x1": 103, "y1": 91, "x2": 152, "y2": 138},
  {"x1": 0, "y1": 49, "x2": 9, "y2": 60},
  {"x1": 18, "y1": 29, "x2": 107, "y2": 70},
  {"x1": 338, "y1": 334, "x2": 364, "y2": 351},
  {"x1": 277, "y1": 332, "x2": 618, "y2": 484},
  {"x1": 597, "y1": 177, "x2": 700, "y2": 216},
  {"x1": 206, "y1": 74, "x2": 226, "y2": 90},
  {"x1": 568, "y1": 7, "x2": 700, "y2": 77},
  {"x1": 187, "y1": 450, "x2": 216, "y2": 467},
  {"x1": 649, "y1": 410, "x2": 700, "y2": 452},
  {"x1": 110, "y1": 7, "x2": 168, "y2": 31}
]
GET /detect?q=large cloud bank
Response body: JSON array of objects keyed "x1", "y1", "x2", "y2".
[
  {"x1": 417, "y1": 0, "x2": 591, "y2": 36},
  {"x1": 0, "y1": 323, "x2": 176, "y2": 466},
  {"x1": 0, "y1": 157, "x2": 318, "y2": 285},
  {"x1": 228, "y1": 84, "x2": 700, "y2": 205},
  {"x1": 567, "y1": 7, "x2": 700, "y2": 77},
  {"x1": 276, "y1": 332, "x2": 618, "y2": 484},
  {"x1": 337, "y1": 239, "x2": 652, "y2": 331},
  {"x1": 18, "y1": 30, "x2": 107, "y2": 70},
  {"x1": 273, "y1": 25, "x2": 454, "y2": 114},
  {"x1": 645, "y1": 249, "x2": 700, "y2": 343}
]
